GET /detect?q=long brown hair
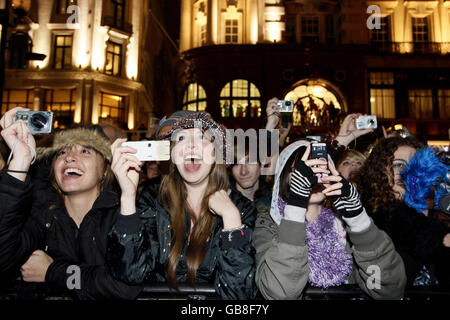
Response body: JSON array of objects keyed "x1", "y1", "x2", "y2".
[
  {"x1": 160, "y1": 161, "x2": 229, "y2": 290},
  {"x1": 352, "y1": 136, "x2": 424, "y2": 214}
]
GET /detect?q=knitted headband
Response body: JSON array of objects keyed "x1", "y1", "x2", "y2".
[
  {"x1": 160, "y1": 112, "x2": 231, "y2": 166},
  {"x1": 36, "y1": 127, "x2": 112, "y2": 163}
]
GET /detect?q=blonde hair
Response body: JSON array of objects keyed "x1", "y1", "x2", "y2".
[{"x1": 337, "y1": 149, "x2": 366, "y2": 167}]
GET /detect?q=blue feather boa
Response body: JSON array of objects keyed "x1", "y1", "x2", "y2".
[{"x1": 401, "y1": 147, "x2": 449, "y2": 214}]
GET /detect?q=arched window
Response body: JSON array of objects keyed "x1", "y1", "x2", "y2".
[
  {"x1": 182, "y1": 83, "x2": 207, "y2": 112},
  {"x1": 219, "y1": 79, "x2": 261, "y2": 118},
  {"x1": 284, "y1": 80, "x2": 343, "y2": 126}
]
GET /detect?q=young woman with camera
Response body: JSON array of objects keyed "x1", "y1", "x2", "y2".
[
  {"x1": 0, "y1": 107, "x2": 142, "y2": 299},
  {"x1": 107, "y1": 112, "x2": 258, "y2": 299},
  {"x1": 252, "y1": 140, "x2": 407, "y2": 299},
  {"x1": 353, "y1": 136, "x2": 450, "y2": 288}
]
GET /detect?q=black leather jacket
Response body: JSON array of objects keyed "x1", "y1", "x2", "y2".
[
  {"x1": 0, "y1": 171, "x2": 142, "y2": 300},
  {"x1": 107, "y1": 182, "x2": 258, "y2": 300}
]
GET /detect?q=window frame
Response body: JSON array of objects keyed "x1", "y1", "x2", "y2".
[
  {"x1": 43, "y1": 88, "x2": 76, "y2": 129},
  {"x1": 412, "y1": 16, "x2": 429, "y2": 43},
  {"x1": 371, "y1": 16, "x2": 391, "y2": 43},
  {"x1": 1, "y1": 89, "x2": 34, "y2": 115},
  {"x1": 99, "y1": 91, "x2": 127, "y2": 125},
  {"x1": 53, "y1": 34, "x2": 73, "y2": 70},
  {"x1": 104, "y1": 40, "x2": 123, "y2": 77},
  {"x1": 300, "y1": 16, "x2": 320, "y2": 43},
  {"x1": 368, "y1": 72, "x2": 396, "y2": 119},
  {"x1": 182, "y1": 83, "x2": 207, "y2": 112},
  {"x1": 224, "y1": 19, "x2": 239, "y2": 44},
  {"x1": 219, "y1": 79, "x2": 261, "y2": 118}
]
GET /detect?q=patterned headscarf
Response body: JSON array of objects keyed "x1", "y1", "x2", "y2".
[{"x1": 160, "y1": 112, "x2": 231, "y2": 166}]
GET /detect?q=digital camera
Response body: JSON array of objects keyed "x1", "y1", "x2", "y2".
[
  {"x1": 15, "y1": 111, "x2": 53, "y2": 135},
  {"x1": 355, "y1": 115, "x2": 377, "y2": 130},
  {"x1": 277, "y1": 100, "x2": 294, "y2": 113}
]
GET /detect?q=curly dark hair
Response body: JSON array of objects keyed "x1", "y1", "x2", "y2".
[{"x1": 352, "y1": 136, "x2": 425, "y2": 215}]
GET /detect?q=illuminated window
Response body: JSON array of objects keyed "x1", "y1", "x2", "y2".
[
  {"x1": 1, "y1": 89, "x2": 34, "y2": 115},
  {"x1": 370, "y1": 89, "x2": 395, "y2": 118},
  {"x1": 53, "y1": 35, "x2": 73, "y2": 69},
  {"x1": 284, "y1": 82, "x2": 342, "y2": 126},
  {"x1": 219, "y1": 80, "x2": 261, "y2": 118},
  {"x1": 369, "y1": 72, "x2": 395, "y2": 119},
  {"x1": 438, "y1": 90, "x2": 450, "y2": 119},
  {"x1": 408, "y1": 89, "x2": 433, "y2": 119},
  {"x1": 225, "y1": 19, "x2": 238, "y2": 43},
  {"x1": 43, "y1": 89, "x2": 76, "y2": 129},
  {"x1": 301, "y1": 16, "x2": 319, "y2": 43},
  {"x1": 99, "y1": 92, "x2": 126, "y2": 124},
  {"x1": 371, "y1": 16, "x2": 391, "y2": 43},
  {"x1": 412, "y1": 17, "x2": 429, "y2": 43},
  {"x1": 182, "y1": 83, "x2": 207, "y2": 112},
  {"x1": 104, "y1": 41, "x2": 122, "y2": 76}
]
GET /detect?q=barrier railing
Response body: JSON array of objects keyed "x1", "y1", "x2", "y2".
[{"x1": 1, "y1": 282, "x2": 449, "y2": 300}]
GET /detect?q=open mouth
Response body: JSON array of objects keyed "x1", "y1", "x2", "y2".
[
  {"x1": 184, "y1": 155, "x2": 202, "y2": 173},
  {"x1": 63, "y1": 167, "x2": 84, "y2": 177}
]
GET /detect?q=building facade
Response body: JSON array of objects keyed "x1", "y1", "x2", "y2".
[
  {"x1": 178, "y1": 0, "x2": 450, "y2": 139},
  {"x1": 1, "y1": 0, "x2": 178, "y2": 136}
]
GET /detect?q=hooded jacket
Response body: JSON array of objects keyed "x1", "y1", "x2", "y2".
[
  {"x1": 107, "y1": 182, "x2": 258, "y2": 300},
  {"x1": 252, "y1": 140, "x2": 407, "y2": 300},
  {"x1": 0, "y1": 171, "x2": 142, "y2": 300}
]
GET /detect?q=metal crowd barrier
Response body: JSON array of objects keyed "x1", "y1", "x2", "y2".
[
  {"x1": 138, "y1": 283, "x2": 450, "y2": 300},
  {"x1": 1, "y1": 281, "x2": 449, "y2": 300}
]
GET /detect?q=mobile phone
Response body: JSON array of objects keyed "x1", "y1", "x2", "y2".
[
  {"x1": 310, "y1": 142, "x2": 328, "y2": 180},
  {"x1": 122, "y1": 141, "x2": 170, "y2": 161}
]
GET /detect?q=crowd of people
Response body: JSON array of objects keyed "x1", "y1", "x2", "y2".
[{"x1": 0, "y1": 99, "x2": 448, "y2": 300}]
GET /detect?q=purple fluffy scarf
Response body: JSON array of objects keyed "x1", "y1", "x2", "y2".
[{"x1": 278, "y1": 198, "x2": 353, "y2": 288}]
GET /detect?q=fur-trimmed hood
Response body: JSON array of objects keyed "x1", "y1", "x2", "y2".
[{"x1": 36, "y1": 127, "x2": 112, "y2": 162}]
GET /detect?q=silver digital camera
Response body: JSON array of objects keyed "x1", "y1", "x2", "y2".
[
  {"x1": 355, "y1": 115, "x2": 377, "y2": 130},
  {"x1": 15, "y1": 111, "x2": 54, "y2": 134},
  {"x1": 277, "y1": 100, "x2": 294, "y2": 113}
]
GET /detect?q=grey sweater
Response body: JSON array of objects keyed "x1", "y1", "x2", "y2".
[{"x1": 253, "y1": 208, "x2": 407, "y2": 300}]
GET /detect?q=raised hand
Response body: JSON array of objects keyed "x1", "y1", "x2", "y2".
[
  {"x1": 111, "y1": 138, "x2": 142, "y2": 215},
  {"x1": 288, "y1": 144, "x2": 329, "y2": 209},
  {"x1": 208, "y1": 189, "x2": 242, "y2": 230},
  {"x1": 335, "y1": 113, "x2": 373, "y2": 147},
  {"x1": 322, "y1": 161, "x2": 363, "y2": 218},
  {"x1": 265, "y1": 97, "x2": 281, "y2": 130},
  {"x1": 0, "y1": 107, "x2": 36, "y2": 179}
]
